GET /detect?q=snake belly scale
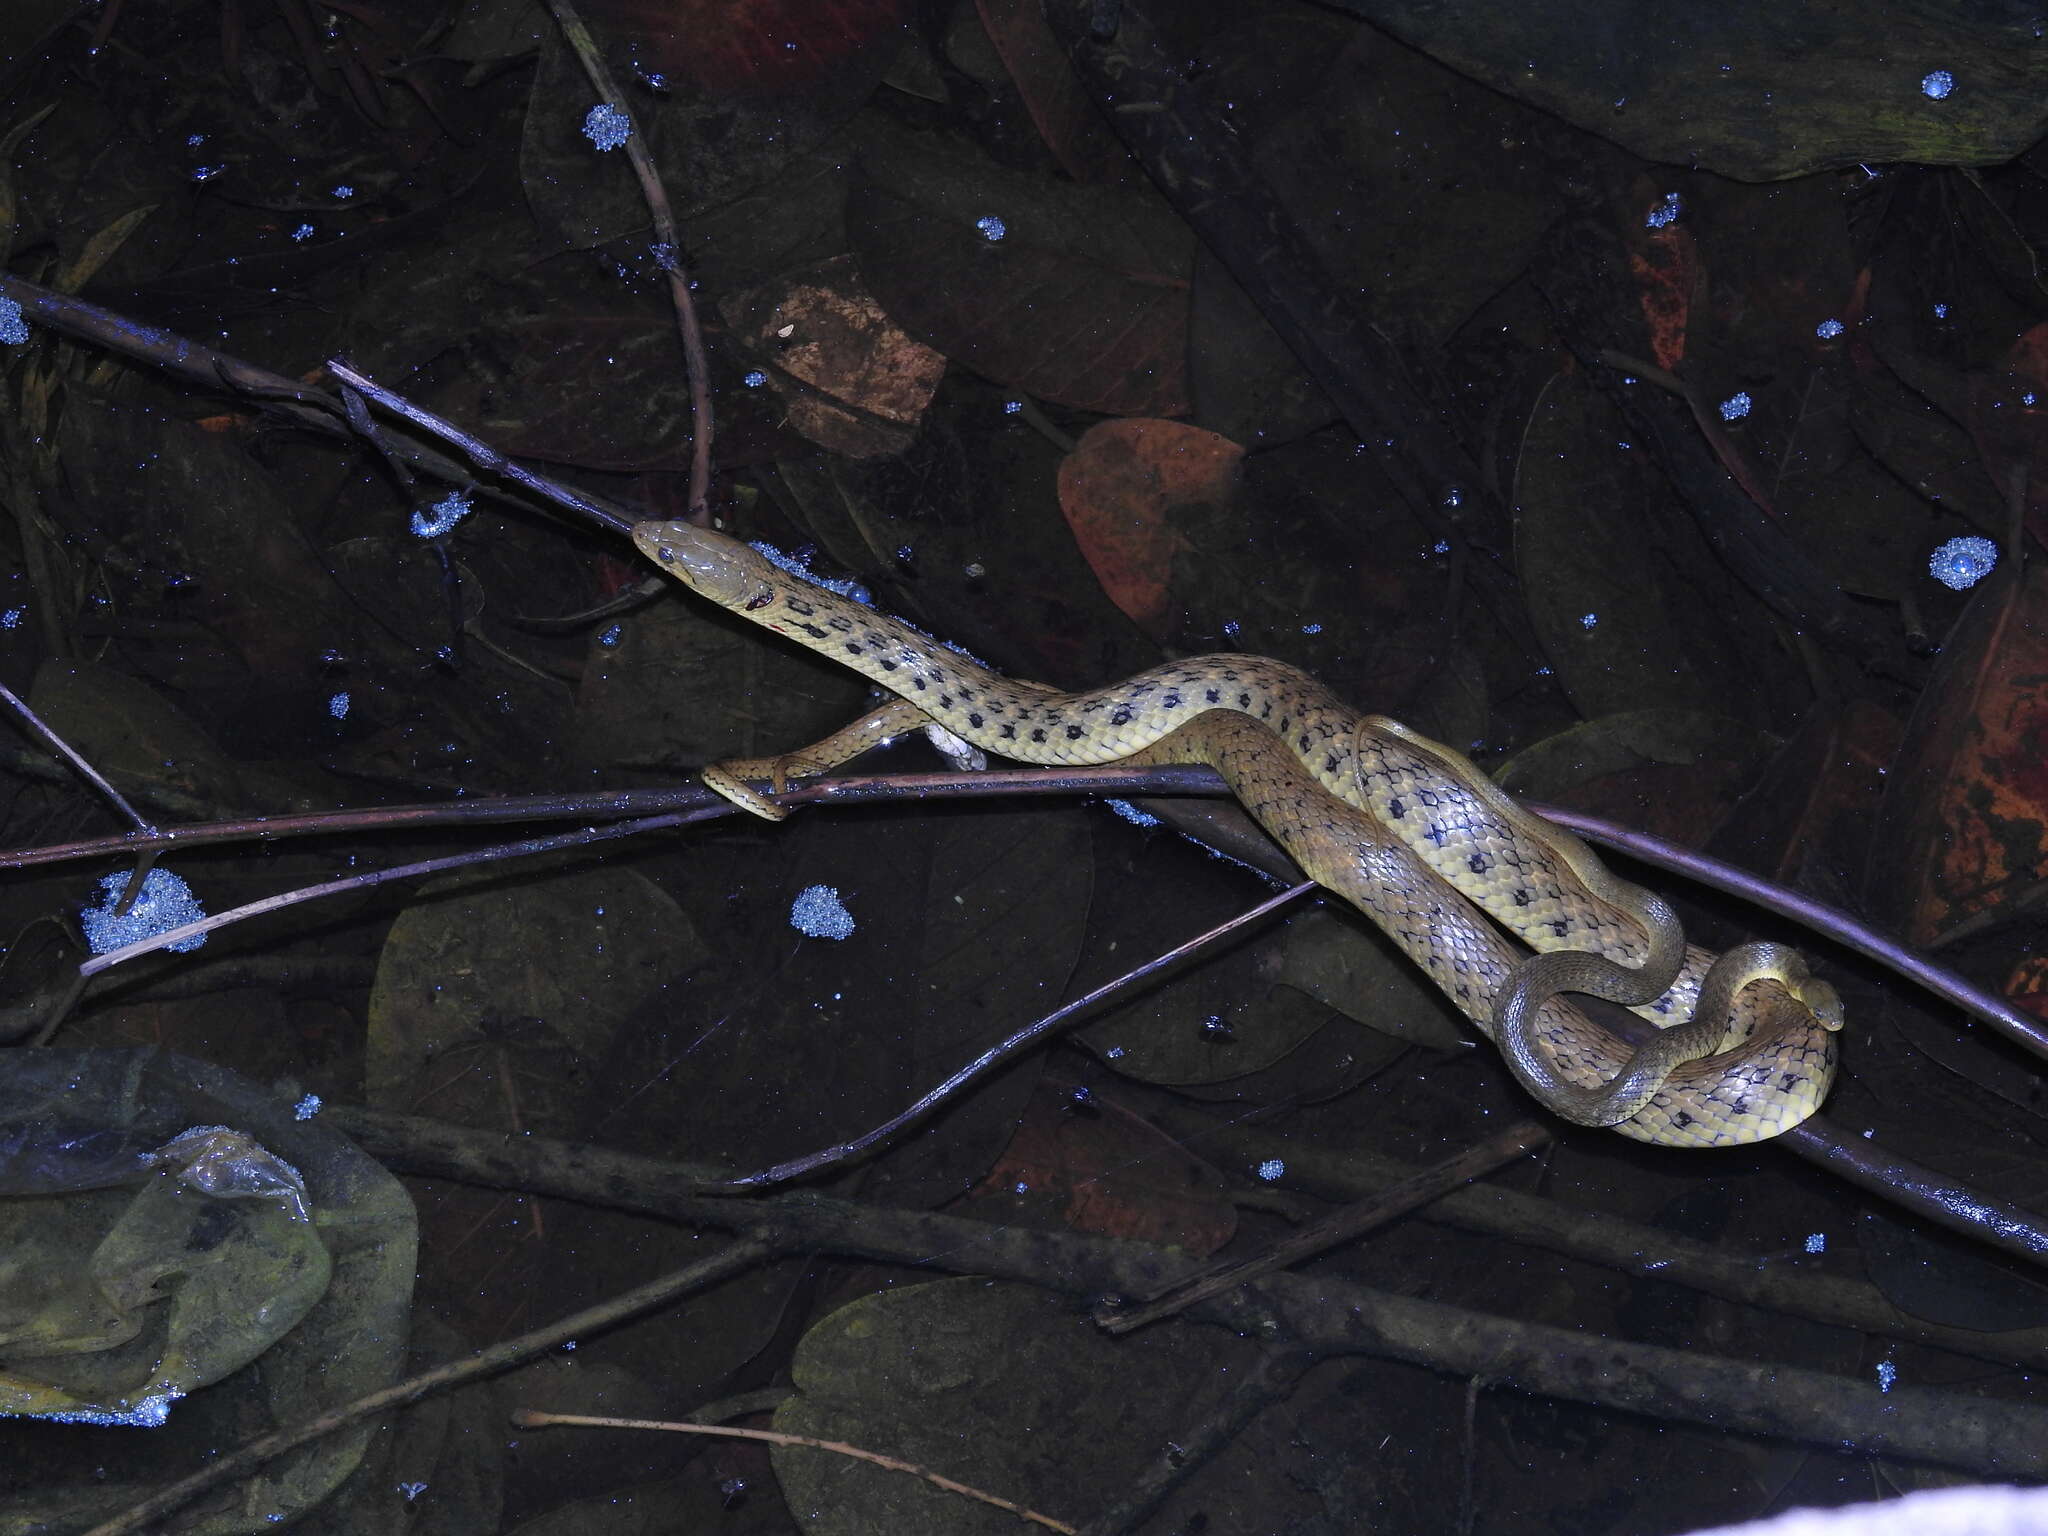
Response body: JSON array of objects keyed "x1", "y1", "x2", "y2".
[{"x1": 634, "y1": 520, "x2": 1840, "y2": 1148}]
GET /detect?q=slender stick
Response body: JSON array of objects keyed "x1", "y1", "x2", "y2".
[
  {"x1": 80, "y1": 1241, "x2": 772, "y2": 1536},
  {"x1": 27, "y1": 754, "x2": 2021, "y2": 1081},
  {"x1": 74, "y1": 809, "x2": 710, "y2": 976},
  {"x1": 1095, "y1": 1120, "x2": 1552, "y2": 1333},
  {"x1": 1784, "y1": 1117, "x2": 2048, "y2": 1259},
  {"x1": 325, "y1": 361, "x2": 636, "y2": 536},
  {"x1": 1537, "y1": 800, "x2": 2048, "y2": 1062},
  {"x1": 512, "y1": 1411, "x2": 1078, "y2": 1534},
  {"x1": 1077, "y1": 1344, "x2": 1311, "y2": 1536},
  {"x1": 0, "y1": 764, "x2": 1227, "y2": 871},
  {"x1": 0, "y1": 678, "x2": 154, "y2": 832},
  {"x1": 711, "y1": 881, "x2": 1318, "y2": 1189},
  {"x1": 541, "y1": 0, "x2": 716, "y2": 518},
  {"x1": 318, "y1": 1104, "x2": 2048, "y2": 1473}
]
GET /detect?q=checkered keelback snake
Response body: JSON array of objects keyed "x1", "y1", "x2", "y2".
[{"x1": 635, "y1": 520, "x2": 1840, "y2": 1148}]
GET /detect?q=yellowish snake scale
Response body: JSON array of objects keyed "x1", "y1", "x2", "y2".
[{"x1": 633, "y1": 519, "x2": 1840, "y2": 1148}]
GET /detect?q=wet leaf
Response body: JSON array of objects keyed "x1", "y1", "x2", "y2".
[
  {"x1": 775, "y1": 1279, "x2": 1262, "y2": 1535},
  {"x1": 721, "y1": 253, "x2": 947, "y2": 461},
  {"x1": 52, "y1": 203, "x2": 155, "y2": 293},
  {"x1": 973, "y1": 1073, "x2": 1238, "y2": 1251},
  {"x1": 1516, "y1": 370, "x2": 1754, "y2": 722},
  {"x1": 972, "y1": 0, "x2": 1133, "y2": 186},
  {"x1": 573, "y1": 578, "x2": 872, "y2": 776},
  {"x1": 57, "y1": 401, "x2": 350, "y2": 691},
  {"x1": 1344, "y1": 0, "x2": 2048, "y2": 180},
  {"x1": 848, "y1": 116, "x2": 1192, "y2": 417},
  {"x1": 1054, "y1": 419, "x2": 1239, "y2": 639},
  {"x1": 1265, "y1": 905, "x2": 1470, "y2": 1053},
  {"x1": 1073, "y1": 826, "x2": 1340, "y2": 1089},
  {"x1": 365, "y1": 862, "x2": 701, "y2": 1127},
  {"x1": 590, "y1": 801, "x2": 1091, "y2": 1204},
  {"x1": 1497, "y1": 708, "x2": 1782, "y2": 845},
  {"x1": 1870, "y1": 561, "x2": 2048, "y2": 944},
  {"x1": 28, "y1": 657, "x2": 246, "y2": 810},
  {"x1": 1248, "y1": 24, "x2": 1571, "y2": 348}
]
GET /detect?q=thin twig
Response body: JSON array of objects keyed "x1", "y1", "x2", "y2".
[
  {"x1": 80, "y1": 1240, "x2": 772, "y2": 1536},
  {"x1": 0, "y1": 764, "x2": 1228, "y2": 870},
  {"x1": 1784, "y1": 1117, "x2": 2048, "y2": 1260},
  {"x1": 1161, "y1": 1109, "x2": 2048, "y2": 1368},
  {"x1": 315, "y1": 1104, "x2": 2048, "y2": 1474},
  {"x1": 74, "y1": 808, "x2": 709, "y2": 976},
  {"x1": 1094, "y1": 1120, "x2": 1552, "y2": 1333},
  {"x1": 512, "y1": 1411, "x2": 1079, "y2": 1534},
  {"x1": 24, "y1": 752, "x2": 2020, "y2": 1088},
  {"x1": 326, "y1": 361, "x2": 636, "y2": 536},
  {"x1": 1076, "y1": 1344, "x2": 1312, "y2": 1536},
  {"x1": 710, "y1": 880, "x2": 1318, "y2": 1189},
  {"x1": 1536, "y1": 800, "x2": 2048, "y2": 1062},
  {"x1": 542, "y1": 0, "x2": 716, "y2": 518},
  {"x1": 0, "y1": 678, "x2": 154, "y2": 832}
]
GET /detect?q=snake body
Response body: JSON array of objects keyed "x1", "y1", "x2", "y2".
[{"x1": 633, "y1": 520, "x2": 1840, "y2": 1147}]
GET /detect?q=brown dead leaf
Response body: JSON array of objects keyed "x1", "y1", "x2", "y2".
[{"x1": 722, "y1": 252, "x2": 947, "y2": 460}]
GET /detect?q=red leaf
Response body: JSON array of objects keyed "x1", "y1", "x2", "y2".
[
  {"x1": 1870, "y1": 561, "x2": 2048, "y2": 944},
  {"x1": 1056, "y1": 419, "x2": 1242, "y2": 639},
  {"x1": 1624, "y1": 207, "x2": 1698, "y2": 373}
]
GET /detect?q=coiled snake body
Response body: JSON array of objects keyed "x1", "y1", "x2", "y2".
[{"x1": 634, "y1": 520, "x2": 1840, "y2": 1148}]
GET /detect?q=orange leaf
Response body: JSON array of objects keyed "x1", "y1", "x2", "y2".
[
  {"x1": 1056, "y1": 419, "x2": 1243, "y2": 639},
  {"x1": 1871, "y1": 562, "x2": 2048, "y2": 944}
]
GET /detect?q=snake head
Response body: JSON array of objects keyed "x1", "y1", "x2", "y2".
[
  {"x1": 631, "y1": 520, "x2": 769, "y2": 607},
  {"x1": 1792, "y1": 972, "x2": 1847, "y2": 1032}
]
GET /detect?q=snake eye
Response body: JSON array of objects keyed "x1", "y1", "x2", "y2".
[
  {"x1": 745, "y1": 591, "x2": 774, "y2": 611},
  {"x1": 656, "y1": 544, "x2": 675, "y2": 562}
]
